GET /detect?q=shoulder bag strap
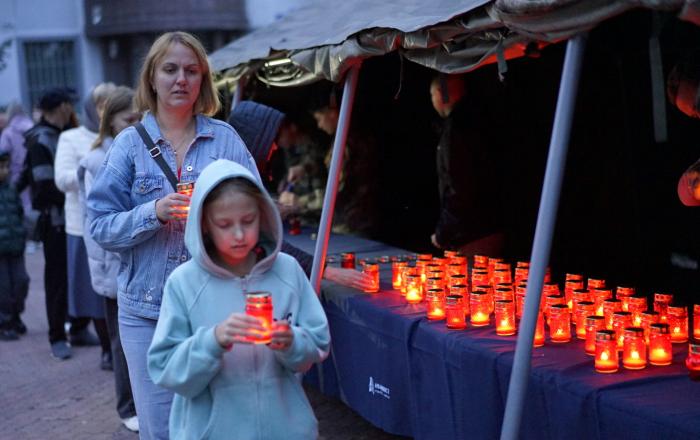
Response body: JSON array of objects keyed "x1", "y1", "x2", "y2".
[{"x1": 135, "y1": 122, "x2": 179, "y2": 191}]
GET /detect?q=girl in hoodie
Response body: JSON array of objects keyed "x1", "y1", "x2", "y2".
[{"x1": 148, "y1": 159, "x2": 330, "y2": 440}]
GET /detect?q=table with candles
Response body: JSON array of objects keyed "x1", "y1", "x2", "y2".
[{"x1": 286, "y1": 228, "x2": 700, "y2": 440}]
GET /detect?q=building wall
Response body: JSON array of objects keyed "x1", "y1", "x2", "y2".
[{"x1": 245, "y1": 0, "x2": 309, "y2": 29}]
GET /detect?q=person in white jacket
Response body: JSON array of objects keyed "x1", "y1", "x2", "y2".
[
  {"x1": 54, "y1": 82, "x2": 115, "y2": 368},
  {"x1": 148, "y1": 159, "x2": 330, "y2": 440}
]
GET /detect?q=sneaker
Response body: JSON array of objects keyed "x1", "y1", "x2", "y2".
[
  {"x1": 121, "y1": 416, "x2": 139, "y2": 432},
  {"x1": 50, "y1": 341, "x2": 72, "y2": 360},
  {"x1": 69, "y1": 329, "x2": 100, "y2": 346},
  {"x1": 0, "y1": 328, "x2": 19, "y2": 341},
  {"x1": 12, "y1": 316, "x2": 27, "y2": 335},
  {"x1": 100, "y1": 350, "x2": 113, "y2": 371}
]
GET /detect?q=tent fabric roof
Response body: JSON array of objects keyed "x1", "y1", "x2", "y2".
[{"x1": 209, "y1": 0, "x2": 699, "y2": 85}]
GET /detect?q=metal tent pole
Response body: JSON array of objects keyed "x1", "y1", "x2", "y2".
[
  {"x1": 310, "y1": 64, "x2": 362, "y2": 293},
  {"x1": 499, "y1": 34, "x2": 587, "y2": 440}
]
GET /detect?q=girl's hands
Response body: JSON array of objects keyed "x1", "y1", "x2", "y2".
[
  {"x1": 268, "y1": 320, "x2": 294, "y2": 351},
  {"x1": 155, "y1": 192, "x2": 190, "y2": 222},
  {"x1": 323, "y1": 266, "x2": 375, "y2": 291},
  {"x1": 215, "y1": 313, "x2": 266, "y2": 349}
]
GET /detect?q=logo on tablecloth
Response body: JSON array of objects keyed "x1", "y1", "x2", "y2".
[{"x1": 368, "y1": 376, "x2": 390, "y2": 399}]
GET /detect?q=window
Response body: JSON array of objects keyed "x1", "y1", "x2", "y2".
[{"x1": 23, "y1": 41, "x2": 78, "y2": 108}]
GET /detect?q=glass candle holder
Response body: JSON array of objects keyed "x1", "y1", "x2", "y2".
[
  {"x1": 471, "y1": 269, "x2": 489, "y2": 291},
  {"x1": 470, "y1": 291, "x2": 491, "y2": 327},
  {"x1": 595, "y1": 330, "x2": 619, "y2": 373},
  {"x1": 447, "y1": 263, "x2": 466, "y2": 277},
  {"x1": 543, "y1": 283, "x2": 560, "y2": 297},
  {"x1": 417, "y1": 253, "x2": 433, "y2": 262},
  {"x1": 544, "y1": 267, "x2": 552, "y2": 284},
  {"x1": 492, "y1": 269, "x2": 512, "y2": 286},
  {"x1": 572, "y1": 289, "x2": 591, "y2": 317},
  {"x1": 685, "y1": 341, "x2": 700, "y2": 381},
  {"x1": 495, "y1": 300, "x2": 516, "y2": 336},
  {"x1": 564, "y1": 279, "x2": 584, "y2": 309},
  {"x1": 593, "y1": 288, "x2": 613, "y2": 317},
  {"x1": 495, "y1": 285, "x2": 514, "y2": 302},
  {"x1": 514, "y1": 267, "x2": 529, "y2": 286},
  {"x1": 549, "y1": 304, "x2": 572, "y2": 343},
  {"x1": 426, "y1": 288, "x2": 446, "y2": 321},
  {"x1": 694, "y1": 305, "x2": 700, "y2": 340},
  {"x1": 612, "y1": 311, "x2": 632, "y2": 350},
  {"x1": 616, "y1": 285, "x2": 636, "y2": 312},
  {"x1": 447, "y1": 274, "x2": 467, "y2": 291},
  {"x1": 404, "y1": 274, "x2": 423, "y2": 304},
  {"x1": 648, "y1": 323, "x2": 673, "y2": 366},
  {"x1": 473, "y1": 254, "x2": 489, "y2": 269},
  {"x1": 668, "y1": 306, "x2": 689, "y2": 343},
  {"x1": 426, "y1": 263, "x2": 441, "y2": 277},
  {"x1": 533, "y1": 311, "x2": 546, "y2": 347},
  {"x1": 640, "y1": 310, "x2": 660, "y2": 344},
  {"x1": 653, "y1": 293, "x2": 673, "y2": 323},
  {"x1": 399, "y1": 265, "x2": 416, "y2": 295},
  {"x1": 575, "y1": 301, "x2": 595, "y2": 339},
  {"x1": 425, "y1": 277, "x2": 445, "y2": 293},
  {"x1": 445, "y1": 295, "x2": 466, "y2": 329},
  {"x1": 515, "y1": 283, "x2": 527, "y2": 319},
  {"x1": 175, "y1": 182, "x2": 194, "y2": 218},
  {"x1": 448, "y1": 284, "x2": 469, "y2": 316},
  {"x1": 545, "y1": 294, "x2": 565, "y2": 323},
  {"x1": 603, "y1": 299, "x2": 623, "y2": 330},
  {"x1": 245, "y1": 291, "x2": 273, "y2": 344},
  {"x1": 341, "y1": 252, "x2": 356, "y2": 269},
  {"x1": 585, "y1": 316, "x2": 605, "y2": 356},
  {"x1": 363, "y1": 263, "x2": 380, "y2": 293},
  {"x1": 622, "y1": 327, "x2": 647, "y2": 370},
  {"x1": 587, "y1": 277, "x2": 606, "y2": 292},
  {"x1": 627, "y1": 296, "x2": 648, "y2": 327},
  {"x1": 416, "y1": 260, "x2": 429, "y2": 286},
  {"x1": 392, "y1": 260, "x2": 408, "y2": 290},
  {"x1": 473, "y1": 284, "x2": 494, "y2": 315},
  {"x1": 444, "y1": 250, "x2": 459, "y2": 259}
]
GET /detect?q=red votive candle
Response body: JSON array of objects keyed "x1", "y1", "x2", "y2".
[
  {"x1": 575, "y1": 301, "x2": 595, "y2": 339},
  {"x1": 685, "y1": 341, "x2": 700, "y2": 381},
  {"x1": 603, "y1": 299, "x2": 623, "y2": 330},
  {"x1": 426, "y1": 288, "x2": 445, "y2": 321},
  {"x1": 245, "y1": 291, "x2": 273, "y2": 344},
  {"x1": 445, "y1": 295, "x2": 466, "y2": 329},
  {"x1": 572, "y1": 289, "x2": 591, "y2": 317},
  {"x1": 404, "y1": 274, "x2": 423, "y2": 304},
  {"x1": 587, "y1": 277, "x2": 606, "y2": 293},
  {"x1": 668, "y1": 306, "x2": 689, "y2": 343},
  {"x1": 515, "y1": 283, "x2": 527, "y2": 319},
  {"x1": 640, "y1": 310, "x2": 660, "y2": 344},
  {"x1": 533, "y1": 311, "x2": 546, "y2": 347},
  {"x1": 592, "y1": 288, "x2": 612, "y2": 317},
  {"x1": 470, "y1": 290, "x2": 491, "y2": 327},
  {"x1": 595, "y1": 330, "x2": 619, "y2": 373},
  {"x1": 447, "y1": 263, "x2": 466, "y2": 278},
  {"x1": 392, "y1": 260, "x2": 407, "y2": 290},
  {"x1": 425, "y1": 277, "x2": 445, "y2": 293},
  {"x1": 492, "y1": 268, "x2": 512, "y2": 286},
  {"x1": 514, "y1": 264, "x2": 529, "y2": 286},
  {"x1": 399, "y1": 265, "x2": 416, "y2": 295},
  {"x1": 616, "y1": 285, "x2": 636, "y2": 312},
  {"x1": 627, "y1": 295, "x2": 647, "y2": 327},
  {"x1": 565, "y1": 274, "x2": 584, "y2": 308},
  {"x1": 495, "y1": 300, "x2": 516, "y2": 336},
  {"x1": 448, "y1": 284, "x2": 469, "y2": 316},
  {"x1": 473, "y1": 254, "x2": 488, "y2": 269},
  {"x1": 549, "y1": 304, "x2": 572, "y2": 343},
  {"x1": 545, "y1": 294, "x2": 565, "y2": 324},
  {"x1": 341, "y1": 252, "x2": 356, "y2": 269},
  {"x1": 612, "y1": 311, "x2": 632, "y2": 350},
  {"x1": 362, "y1": 262, "x2": 380, "y2": 293},
  {"x1": 495, "y1": 285, "x2": 514, "y2": 302},
  {"x1": 653, "y1": 293, "x2": 673, "y2": 323},
  {"x1": 648, "y1": 323, "x2": 673, "y2": 366},
  {"x1": 473, "y1": 284, "x2": 494, "y2": 315},
  {"x1": 447, "y1": 274, "x2": 467, "y2": 291},
  {"x1": 175, "y1": 182, "x2": 194, "y2": 217},
  {"x1": 622, "y1": 327, "x2": 647, "y2": 370},
  {"x1": 585, "y1": 316, "x2": 605, "y2": 356},
  {"x1": 694, "y1": 305, "x2": 700, "y2": 340}
]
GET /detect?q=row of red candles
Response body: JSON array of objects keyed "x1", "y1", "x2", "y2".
[{"x1": 341, "y1": 251, "x2": 700, "y2": 377}]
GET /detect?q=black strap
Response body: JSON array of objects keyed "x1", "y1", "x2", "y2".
[{"x1": 135, "y1": 122, "x2": 179, "y2": 191}]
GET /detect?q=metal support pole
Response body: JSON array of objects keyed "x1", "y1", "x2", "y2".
[
  {"x1": 310, "y1": 64, "x2": 362, "y2": 293},
  {"x1": 500, "y1": 34, "x2": 587, "y2": 440}
]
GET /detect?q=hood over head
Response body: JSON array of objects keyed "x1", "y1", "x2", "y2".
[
  {"x1": 228, "y1": 101, "x2": 285, "y2": 171},
  {"x1": 185, "y1": 159, "x2": 282, "y2": 278}
]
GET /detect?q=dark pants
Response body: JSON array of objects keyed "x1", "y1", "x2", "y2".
[
  {"x1": 104, "y1": 297, "x2": 136, "y2": 419},
  {"x1": 0, "y1": 254, "x2": 29, "y2": 326},
  {"x1": 42, "y1": 225, "x2": 89, "y2": 343}
]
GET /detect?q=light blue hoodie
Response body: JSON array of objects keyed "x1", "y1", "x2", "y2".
[{"x1": 147, "y1": 159, "x2": 330, "y2": 440}]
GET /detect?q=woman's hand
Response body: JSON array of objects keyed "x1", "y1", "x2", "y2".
[
  {"x1": 215, "y1": 313, "x2": 266, "y2": 349},
  {"x1": 155, "y1": 192, "x2": 190, "y2": 222},
  {"x1": 323, "y1": 266, "x2": 375, "y2": 291},
  {"x1": 268, "y1": 320, "x2": 293, "y2": 351}
]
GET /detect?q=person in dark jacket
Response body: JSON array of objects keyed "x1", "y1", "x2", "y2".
[
  {"x1": 670, "y1": 60, "x2": 700, "y2": 206},
  {"x1": 21, "y1": 88, "x2": 96, "y2": 359},
  {"x1": 429, "y1": 74, "x2": 505, "y2": 256},
  {"x1": 229, "y1": 100, "x2": 373, "y2": 290},
  {"x1": 0, "y1": 152, "x2": 29, "y2": 340}
]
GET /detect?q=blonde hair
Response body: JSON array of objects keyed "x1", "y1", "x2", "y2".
[
  {"x1": 92, "y1": 86, "x2": 136, "y2": 149},
  {"x1": 92, "y1": 82, "x2": 117, "y2": 113},
  {"x1": 135, "y1": 31, "x2": 220, "y2": 116}
]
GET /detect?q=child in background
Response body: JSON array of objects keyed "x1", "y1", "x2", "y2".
[
  {"x1": 0, "y1": 151, "x2": 29, "y2": 340},
  {"x1": 148, "y1": 159, "x2": 330, "y2": 440}
]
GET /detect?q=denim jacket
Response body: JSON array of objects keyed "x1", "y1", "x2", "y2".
[{"x1": 87, "y1": 112, "x2": 261, "y2": 320}]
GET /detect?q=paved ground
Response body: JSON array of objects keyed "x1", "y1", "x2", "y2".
[{"x1": 0, "y1": 248, "x2": 409, "y2": 440}]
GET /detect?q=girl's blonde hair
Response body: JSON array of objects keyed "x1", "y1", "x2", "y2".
[
  {"x1": 92, "y1": 86, "x2": 136, "y2": 149},
  {"x1": 135, "y1": 31, "x2": 220, "y2": 116}
]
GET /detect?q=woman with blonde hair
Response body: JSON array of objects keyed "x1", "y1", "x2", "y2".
[
  {"x1": 87, "y1": 31, "x2": 259, "y2": 439},
  {"x1": 79, "y1": 86, "x2": 140, "y2": 432}
]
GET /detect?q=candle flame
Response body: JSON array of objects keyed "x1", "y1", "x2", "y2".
[
  {"x1": 601, "y1": 351, "x2": 609, "y2": 361},
  {"x1": 631, "y1": 350, "x2": 640, "y2": 360}
]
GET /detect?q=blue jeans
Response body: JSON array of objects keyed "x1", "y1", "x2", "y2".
[{"x1": 119, "y1": 309, "x2": 173, "y2": 440}]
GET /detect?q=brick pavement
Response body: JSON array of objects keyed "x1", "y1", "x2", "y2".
[{"x1": 0, "y1": 247, "x2": 409, "y2": 440}]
